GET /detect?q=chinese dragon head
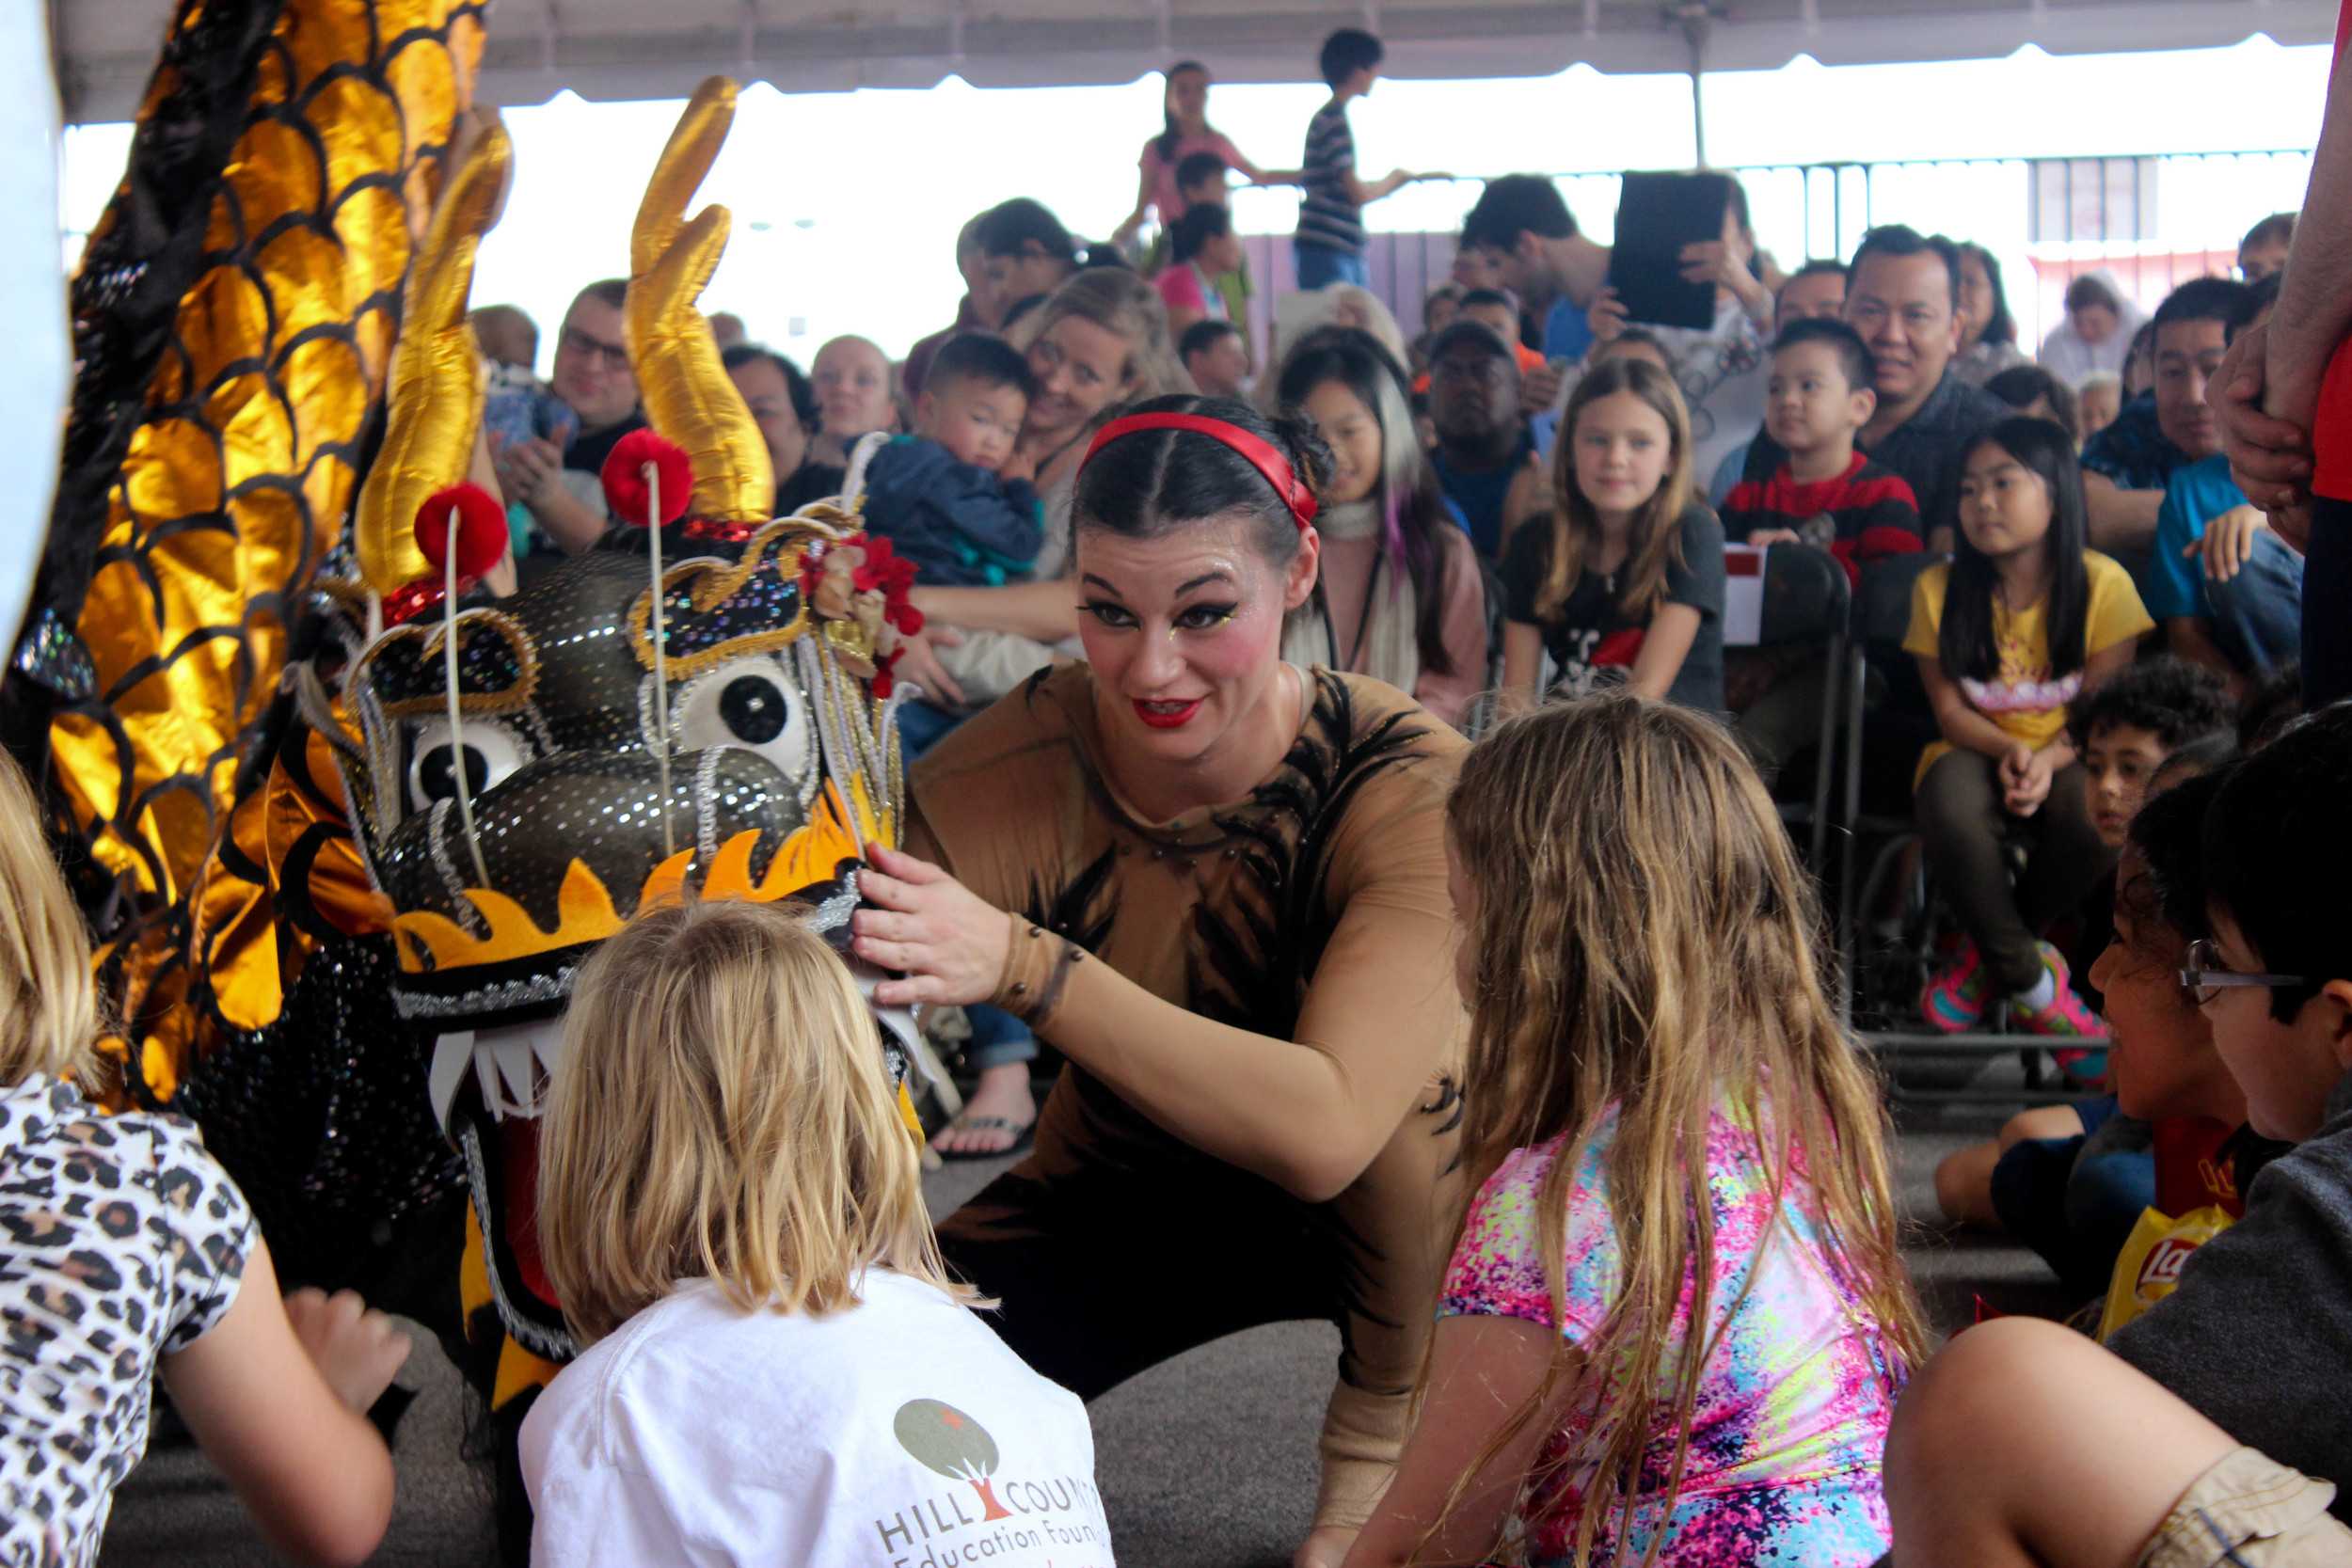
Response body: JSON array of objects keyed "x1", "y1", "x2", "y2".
[{"x1": 306, "y1": 80, "x2": 925, "y2": 1391}]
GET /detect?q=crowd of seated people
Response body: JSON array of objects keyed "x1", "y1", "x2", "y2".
[{"x1": 18, "y1": 24, "x2": 2351, "y2": 1568}]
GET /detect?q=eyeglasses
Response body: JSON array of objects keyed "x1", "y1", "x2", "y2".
[
  {"x1": 559, "y1": 326, "x2": 632, "y2": 373},
  {"x1": 2178, "y1": 938, "x2": 2305, "y2": 1006}
]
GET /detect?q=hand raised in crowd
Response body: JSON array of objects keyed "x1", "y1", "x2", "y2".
[
  {"x1": 2185, "y1": 504, "x2": 2269, "y2": 583},
  {"x1": 1586, "y1": 287, "x2": 1630, "y2": 345},
  {"x1": 889, "y1": 622, "x2": 966, "y2": 709},
  {"x1": 2209, "y1": 318, "x2": 2315, "y2": 549},
  {"x1": 1679, "y1": 239, "x2": 1770, "y2": 317},
  {"x1": 852, "y1": 844, "x2": 1012, "y2": 1008},
  {"x1": 283, "y1": 1287, "x2": 411, "y2": 1416},
  {"x1": 1520, "y1": 358, "x2": 1566, "y2": 410}
]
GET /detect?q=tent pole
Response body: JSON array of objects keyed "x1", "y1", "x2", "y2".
[{"x1": 1677, "y1": 6, "x2": 1712, "y2": 166}]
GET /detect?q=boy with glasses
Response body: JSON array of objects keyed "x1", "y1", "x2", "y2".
[{"x1": 1885, "y1": 703, "x2": 2352, "y2": 1568}]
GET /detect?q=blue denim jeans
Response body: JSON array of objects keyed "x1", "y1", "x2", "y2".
[
  {"x1": 964, "y1": 1003, "x2": 1038, "y2": 1070},
  {"x1": 1294, "y1": 242, "x2": 1369, "y2": 291},
  {"x1": 2201, "y1": 528, "x2": 2304, "y2": 679}
]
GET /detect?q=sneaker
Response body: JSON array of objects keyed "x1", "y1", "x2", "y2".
[
  {"x1": 1921, "y1": 941, "x2": 1990, "y2": 1033},
  {"x1": 2010, "y1": 942, "x2": 2108, "y2": 1043}
]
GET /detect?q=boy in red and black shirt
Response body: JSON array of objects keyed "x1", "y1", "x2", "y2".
[
  {"x1": 1723, "y1": 319, "x2": 1923, "y2": 778},
  {"x1": 1721, "y1": 317, "x2": 1923, "y2": 582}
]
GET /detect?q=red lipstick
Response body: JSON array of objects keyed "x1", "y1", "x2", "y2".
[{"x1": 1133, "y1": 697, "x2": 1203, "y2": 729}]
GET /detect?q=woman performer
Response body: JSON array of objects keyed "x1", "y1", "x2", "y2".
[{"x1": 851, "y1": 394, "x2": 1469, "y2": 1568}]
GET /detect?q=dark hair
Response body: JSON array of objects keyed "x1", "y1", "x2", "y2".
[
  {"x1": 1601, "y1": 326, "x2": 1672, "y2": 362},
  {"x1": 2127, "y1": 758, "x2": 2236, "y2": 943},
  {"x1": 1941, "y1": 418, "x2": 2090, "y2": 682},
  {"x1": 1850, "y1": 226, "x2": 1960, "y2": 311},
  {"x1": 2153, "y1": 277, "x2": 2254, "y2": 340},
  {"x1": 571, "y1": 277, "x2": 630, "y2": 316},
  {"x1": 1170, "y1": 202, "x2": 1232, "y2": 264},
  {"x1": 1278, "y1": 329, "x2": 1464, "y2": 674},
  {"x1": 1319, "y1": 27, "x2": 1384, "y2": 88},
  {"x1": 2065, "y1": 274, "x2": 2123, "y2": 316},
  {"x1": 2066, "y1": 654, "x2": 2234, "y2": 751},
  {"x1": 1155, "y1": 61, "x2": 1211, "y2": 163},
  {"x1": 927, "y1": 334, "x2": 1038, "y2": 404},
  {"x1": 1459, "y1": 174, "x2": 1577, "y2": 253},
  {"x1": 2238, "y1": 662, "x2": 2303, "y2": 752},
  {"x1": 2123, "y1": 319, "x2": 2160, "y2": 392},
  {"x1": 2227, "y1": 272, "x2": 2285, "y2": 346},
  {"x1": 1956, "y1": 242, "x2": 2017, "y2": 348},
  {"x1": 999, "y1": 293, "x2": 1051, "y2": 333},
  {"x1": 2240, "y1": 212, "x2": 2295, "y2": 259},
  {"x1": 1456, "y1": 288, "x2": 1516, "y2": 313},
  {"x1": 721, "y1": 342, "x2": 818, "y2": 426},
  {"x1": 1175, "y1": 150, "x2": 1230, "y2": 194},
  {"x1": 1073, "y1": 393, "x2": 1330, "y2": 566},
  {"x1": 2204, "y1": 703, "x2": 2352, "y2": 1018},
  {"x1": 1986, "y1": 364, "x2": 2081, "y2": 442},
  {"x1": 1772, "y1": 317, "x2": 1875, "y2": 393},
  {"x1": 1788, "y1": 258, "x2": 1848, "y2": 288},
  {"x1": 1423, "y1": 283, "x2": 1462, "y2": 313},
  {"x1": 976, "y1": 198, "x2": 1077, "y2": 263},
  {"x1": 1179, "y1": 319, "x2": 1244, "y2": 362}
]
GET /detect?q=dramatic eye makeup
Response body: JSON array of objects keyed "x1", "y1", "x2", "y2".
[{"x1": 1077, "y1": 568, "x2": 1241, "y2": 636}]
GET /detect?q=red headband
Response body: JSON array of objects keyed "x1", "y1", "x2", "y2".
[{"x1": 1080, "y1": 412, "x2": 1319, "y2": 531}]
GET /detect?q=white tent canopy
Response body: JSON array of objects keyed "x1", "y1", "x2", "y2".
[{"x1": 55, "y1": 0, "x2": 2340, "y2": 124}]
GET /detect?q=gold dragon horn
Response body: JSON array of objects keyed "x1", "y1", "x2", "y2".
[
  {"x1": 628, "y1": 77, "x2": 773, "y2": 525},
  {"x1": 353, "y1": 122, "x2": 512, "y2": 594}
]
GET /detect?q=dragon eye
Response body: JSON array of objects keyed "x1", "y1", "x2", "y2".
[
  {"x1": 405, "y1": 720, "x2": 529, "y2": 813},
  {"x1": 673, "y1": 656, "x2": 812, "y2": 784},
  {"x1": 718, "y1": 673, "x2": 789, "y2": 744}
]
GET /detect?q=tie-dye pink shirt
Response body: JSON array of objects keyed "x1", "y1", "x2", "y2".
[{"x1": 1439, "y1": 1102, "x2": 1905, "y2": 1565}]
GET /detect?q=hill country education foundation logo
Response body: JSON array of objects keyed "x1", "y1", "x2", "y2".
[
  {"x1": 876, "y1": 1399, "x2": 1111, "y2": 1564},
  {"x1": 894, "y1": 1400, "x2": 1014, "y2": 1520}
]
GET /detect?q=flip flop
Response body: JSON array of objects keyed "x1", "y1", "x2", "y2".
[{"x1": 930, "y1": 1112, "x2": 1036, "y2": 1163}]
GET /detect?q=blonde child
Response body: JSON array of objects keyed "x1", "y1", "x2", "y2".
[
  {"x1": 1499, "y1": 357, "x2": 1727, "y2": 712},
  {"x1": 1344, "y1": 696, "x2": 1926, "y2": 1567},
  {"x1": 1910, "y1": 416, "x2": 2153, "y2": 1041},
  {"x1": 0, "y1": 752, "x2": 407, "y2": 1568},
  {"x1": 521, "y1": 898, "x2": 1112, "y2": 1567}
]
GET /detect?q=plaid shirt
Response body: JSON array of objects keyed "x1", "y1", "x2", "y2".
[{"x1": 2081, "y1": 390, "x2": 2192, "y2": 493}]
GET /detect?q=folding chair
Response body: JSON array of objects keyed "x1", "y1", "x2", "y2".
[
  {"x1": 1726, "y1": 541, "x2": 1851, "y2": 872},
  {"x1": 1836, "y1": 552, "x2": 2099, "y2": 1106}
]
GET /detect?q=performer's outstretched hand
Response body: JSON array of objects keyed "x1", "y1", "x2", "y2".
[{"x1": 853, "y1": 844, "x2": 1012, "y2": 1007}]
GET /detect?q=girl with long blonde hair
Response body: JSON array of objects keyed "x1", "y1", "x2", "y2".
[
  {"x1": 1343, "y1": 695, "x2": 1926, "y2": 1568},
  {"x1": 522, "y1": 896, "x2": 1111, "y2": 1566},
  {"x1": 1498, "y1": 356, "x2": 1727, "y2": 715}
]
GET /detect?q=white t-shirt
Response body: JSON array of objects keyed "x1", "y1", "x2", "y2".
[
  {"x1": 1553, "y1": 293, "x2": 1771, "y2": 488},
  {"x1": 521, "y1": 1271, "x2": 1115, "y2": 1568}
]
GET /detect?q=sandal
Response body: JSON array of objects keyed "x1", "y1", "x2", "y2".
[{"x1": 930, "y1": 1112, "x2": 1036, "y2": 1163}]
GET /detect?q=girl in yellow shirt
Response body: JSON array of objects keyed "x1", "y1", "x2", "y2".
[{"x1": 1904, "y1": 417, "x2": 2153, "y2": 1039}]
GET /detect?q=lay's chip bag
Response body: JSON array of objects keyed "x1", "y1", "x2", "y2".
[{"x1": 2097, "y1": 1204, "x2": 2235, "y2": 1341}]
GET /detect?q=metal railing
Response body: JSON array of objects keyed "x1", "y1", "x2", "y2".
[{"x1": 1228, "y1": 148, "x2": 2312, "y2": 345}]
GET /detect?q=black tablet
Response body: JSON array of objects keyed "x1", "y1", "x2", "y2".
[{"x1": 1606, "y1": 171, "x2": 1733, "y2": 332}]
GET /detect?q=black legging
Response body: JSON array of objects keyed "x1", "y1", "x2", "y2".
[
  {"x1": 1916, "y1": 750, "x2": 2115, "y2": 997},
  {"x1": 937, "y1": 1158, "x2": 1350, "y2": 1398},
  {"x1": 2308, "y1": 497, "x2": 2352, "y2": 709}
]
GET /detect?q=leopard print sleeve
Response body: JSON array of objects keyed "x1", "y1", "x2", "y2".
[{"x1": 139, "y1": 1113, "x2": 257, "y2": 1354}]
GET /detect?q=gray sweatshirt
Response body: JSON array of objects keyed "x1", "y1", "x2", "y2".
[{"x1": 2108, "y1": 1066, "x2": 2352, "y2": 1521}]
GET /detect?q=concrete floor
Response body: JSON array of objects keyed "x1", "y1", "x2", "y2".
[{"x1": 98, "y1": 1071, "x2": 2067, "y2": 1568}]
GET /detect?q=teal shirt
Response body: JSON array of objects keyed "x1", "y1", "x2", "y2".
[{"x1": 2146, "y1": 454, "x2": 2248, "y2": 621}]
